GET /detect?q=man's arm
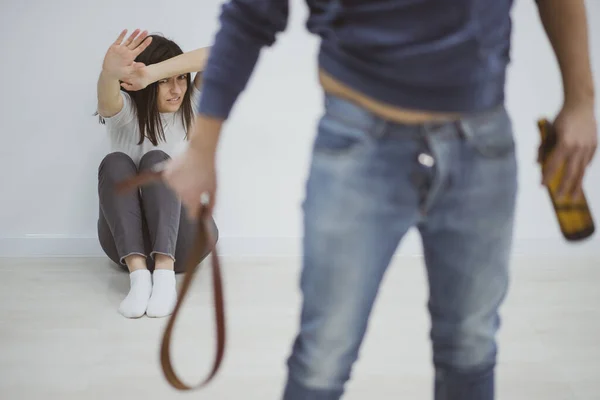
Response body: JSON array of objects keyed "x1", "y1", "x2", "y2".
[
  {"x1": 535, "y1": 0, "x2": 598, "y2": 198},
  {"x1": 163, "y1": 1, "x2": 290, "y2": 217},
  {"x1": 188, "y1": 0, "x2": 289, "y2": 155},
  {"x1": 536, "y1": 0, "x2": 595, "y2": 106},
  {"x1": 196, "y1": 0, "x2": 289, "y2": 120}
]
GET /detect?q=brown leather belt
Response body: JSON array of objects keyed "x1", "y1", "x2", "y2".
[{"x1": 115, "y1": 167, "x2": 225, "y2": 390}]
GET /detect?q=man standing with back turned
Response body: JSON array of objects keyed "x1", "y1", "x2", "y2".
[{"x1": 162, "y1": 0, "x2": 597, "y2": 399}]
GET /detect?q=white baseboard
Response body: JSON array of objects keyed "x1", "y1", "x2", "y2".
[
  {"x1": 0, "y1": 233, "x2": 596, "y2": 258},
  {"x1": 0, "y1": 236, "x2": 308, "y2": 258},
  {"x1": 0, "y1": 236, "x2": 105, "y2": 258}
]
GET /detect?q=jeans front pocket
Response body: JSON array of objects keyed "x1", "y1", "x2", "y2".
[
  {"x1": 462, "y1": 105, "x2": 516, "y2": 159},
  {"x1": 313, "y1": 94, "x2": 379, "y2": 157}
]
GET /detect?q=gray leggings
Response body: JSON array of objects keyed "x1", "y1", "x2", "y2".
[{"x1": 97, "y1": 150, "x2": 218, "y2": 273}]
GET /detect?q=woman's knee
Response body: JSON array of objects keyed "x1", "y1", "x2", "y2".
[
  {"x1": 139, "y1": 150, "x2": 170, "y2": 170},
  {"x1": 98, "y1": 152, "x2": 136, "y2": 179}
]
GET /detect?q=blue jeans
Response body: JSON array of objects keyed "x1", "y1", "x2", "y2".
[{"x1": 282, "y1": 94, "x2": 518, "y2": 399}]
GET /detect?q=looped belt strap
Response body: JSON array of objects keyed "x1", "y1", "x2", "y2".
[{"x1": 115, "y1": 167, "x2": 225, "y2": 390}]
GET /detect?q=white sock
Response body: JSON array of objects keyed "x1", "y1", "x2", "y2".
[
  {"x1": 118, "y1": 269, "x2": 152, "y2": 318},
  {"x1": 146, "y1": 269, "x2": 177, "y2": 318}
]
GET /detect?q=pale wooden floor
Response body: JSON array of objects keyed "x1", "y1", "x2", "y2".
[{"x1": 1, "y1": 255, "x2": 599, "y2": 399}]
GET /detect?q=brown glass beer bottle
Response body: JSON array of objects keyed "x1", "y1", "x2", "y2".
[{"x1": 537, "y1": 118, "x2": 595, "y2": 241}]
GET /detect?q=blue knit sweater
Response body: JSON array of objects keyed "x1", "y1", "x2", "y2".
[{"x1": 198, "y1": 0, "x2": 516, "y2": 119}]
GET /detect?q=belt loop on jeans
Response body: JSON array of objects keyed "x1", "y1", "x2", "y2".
[{"x1": 454, "y1": 119, "x2": 470, "y2": 141}]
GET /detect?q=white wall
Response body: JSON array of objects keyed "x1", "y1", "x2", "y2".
[{"x1": 0, "y1": 0, "x2": 598, "y2": 257}]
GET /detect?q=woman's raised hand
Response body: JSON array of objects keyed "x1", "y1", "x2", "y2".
[
  {"x1": 102, "y1": 29, "x2": 152, "y2": 80},
  {"x1": 120, "y1": 63, "x2": 152, "y2": 91}
]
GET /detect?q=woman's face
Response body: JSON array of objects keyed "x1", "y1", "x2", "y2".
[{"x1": 156, "y1": 74, "x2": 188, "y2": 113}]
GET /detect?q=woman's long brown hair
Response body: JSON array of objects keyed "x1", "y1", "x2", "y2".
[{"x1": 97, "y1": 34, "x2": 194, "y2": 145}]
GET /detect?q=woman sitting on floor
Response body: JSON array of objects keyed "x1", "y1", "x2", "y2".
[{"x1": 96, "y1": 29, "x2": 218, "y2": 319}]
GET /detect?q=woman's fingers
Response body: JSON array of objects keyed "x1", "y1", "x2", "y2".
[
  {"x1": 122, "y1": 29, "x2": 141, "y2": 47},
  {"x1": 114, "y1": 29, "x2": 127, "y2": 46},
  {"x1": 113, "y1": 28, "x2": 149, "y2": 49},
  {"x1": 133, "y1": 36, "x2": 152, "y2": 56},
  {"x1": 129, "y1": 30, "x2": 149, "y2": 50}
]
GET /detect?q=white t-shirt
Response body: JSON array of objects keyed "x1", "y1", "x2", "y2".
[{"x1": 102, "y1": 86, "x2": 201, "y2": 166}]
